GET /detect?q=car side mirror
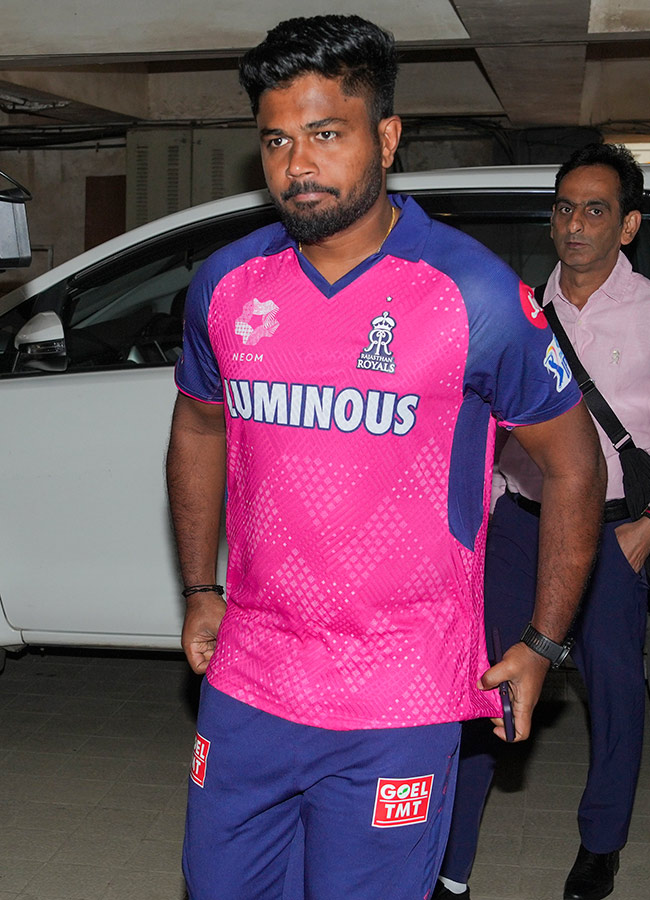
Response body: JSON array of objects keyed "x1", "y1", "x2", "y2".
[{"x1": 14, "y1": 311, "x2": 67, "y2": 372}]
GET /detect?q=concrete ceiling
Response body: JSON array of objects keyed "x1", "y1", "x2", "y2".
[{"x1": 1, "y1": 0, "x2": 650, "y2": 136}]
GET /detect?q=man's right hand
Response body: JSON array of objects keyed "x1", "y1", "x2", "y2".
[
  {"x1": 615, "y1": 516, "x2": 650, "y2": 573},
  {"x1": 182, "y1": 593, "x2": 227, "y2": 674},
  {"x1": 479, "y1": 641, "x2": 550, "y2": 742}
]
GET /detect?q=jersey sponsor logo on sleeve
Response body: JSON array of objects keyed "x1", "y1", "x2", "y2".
[
  {"x1": 544, "y1": 336, "x2": 573, "y2": 392},
  {"x1": 372, "y1": 775, "x2": 434, "y2": 827},
  {"x1": 190, "y1": 732, "x2": 211, "y2": 787},
  {"x1": 519, "y1": 282, "x2": 547, "y2": 329},
  {"x1": 357, "y1": 310, "x2": 397, "y2": 373},
  {"x1": 234, "y1": 297, "x2": 279, "y2": 346}
]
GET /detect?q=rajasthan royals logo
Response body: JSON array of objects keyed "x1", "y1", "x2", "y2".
[
  {"x1": 234, "y1": 297, "x2": 279, "y2": 346},
  {"x1": 357, "y1": 310, "x2": 396, "y2": 374},
  {"x1": 544, "y1": 336, "x2": 572, "y2": 392}
]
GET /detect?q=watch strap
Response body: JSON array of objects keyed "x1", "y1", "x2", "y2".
[{"x1": 520, "y1": 622, "x2": 574, "y2": 669}]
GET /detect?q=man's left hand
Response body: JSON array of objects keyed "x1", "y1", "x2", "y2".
[
  {"x1": 614, "y1": 515, "x2": 650, "y2": 573},
  {"x1": 479, "y1": 642, "x2": 550, "y2": 742}
]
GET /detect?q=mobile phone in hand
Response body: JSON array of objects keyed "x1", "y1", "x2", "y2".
[{"x1": 492, "y1": 626, "x2": 516, "y2": 742}]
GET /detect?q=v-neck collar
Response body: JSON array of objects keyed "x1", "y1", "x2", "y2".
[{"x1": 262, "y1": 195, "x2": 430, "y2": 299}]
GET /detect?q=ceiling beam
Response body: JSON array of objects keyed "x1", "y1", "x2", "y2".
[
  {"x1": 453, "y1": 0, "x2": 589, "y2": 125},
  {"x1": 452, "y1": 0, "x2": 591, "y2": 42},
  {"x1": 476, "y1": 45, "x2": 587, "y2": 125}
]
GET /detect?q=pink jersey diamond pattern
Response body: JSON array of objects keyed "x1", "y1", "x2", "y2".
[{"x1": 205, "y1": 251, "x2": 501, "y2": 728}]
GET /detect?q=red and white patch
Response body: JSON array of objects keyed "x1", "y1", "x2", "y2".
[
  {"x1": 519, "y1": 281, "x2": 547, "y2": 329},
  {"x1": 190, "y1": 732, "x2": 211, "y2": 787},
  {"x1": 372, "y1": 774, "x2": 434, "y2": 828}
]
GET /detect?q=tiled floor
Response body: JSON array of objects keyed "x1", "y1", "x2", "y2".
[{"x1": 0, "y1": 649, "x2": 647, "y2": 900}]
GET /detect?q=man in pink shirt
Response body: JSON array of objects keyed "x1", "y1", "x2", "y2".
[
  {"x1": 435, "y1": 143, "x2": 650, "y2": 900},
  {"x1": 167, "y1": 16, "x2": 605, "y2": 900}
]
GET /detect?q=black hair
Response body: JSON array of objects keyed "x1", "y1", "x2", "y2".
[
  {"x1": 555, "y1": 142, "x2": 644, "y2": 219},
  {"x1": 239, "y1": 15, "x2": 398, "y2": 123}
]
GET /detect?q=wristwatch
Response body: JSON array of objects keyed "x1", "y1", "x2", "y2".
[{"x1": 520, "y1": 622, "x2": 574, "y2": 669}]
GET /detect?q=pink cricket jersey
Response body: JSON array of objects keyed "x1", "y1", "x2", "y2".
[{"x1": 175, "y1": 196, "x2": 579, "y2": 730}]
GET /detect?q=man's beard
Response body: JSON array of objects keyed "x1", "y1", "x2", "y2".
[{"x1": 271, "y1": 157, "x2": 384, "y2": 245}]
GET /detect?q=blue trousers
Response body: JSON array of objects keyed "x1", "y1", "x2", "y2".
[
  {"x1": 184, "y1": 683, "x2": 461, "y2": 900},
  {"x1": 441, "y1": 492, "x2": 648, "y2": 882}
]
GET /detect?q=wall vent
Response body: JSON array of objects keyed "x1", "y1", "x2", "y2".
[
  {"x1": 127, "y1": 127, "x2": 264, "y2": 230},
  {"x1": 126, "y1": 129, "x2": 192, "y2": 230}
]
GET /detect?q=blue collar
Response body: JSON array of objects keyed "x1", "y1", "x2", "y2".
[{"x1": 261, "y1": 195, "x2": 432, "y2": 297}]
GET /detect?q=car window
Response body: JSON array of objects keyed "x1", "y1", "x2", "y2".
[
  {"x1": 64, "y1": 248, "x2": 208, "y2": 369},
  {"x1": 0, "y1": 206, "x2": 277, "y2": 374},
  {"x1": 68, "y1": 255, "x2": 185, "y2": 327},
  {"x1": 416, "y1": 191, "x2": 558, "y2": 287},
  {"x1": 417, "y1": 190, "x2": 650, "y2": 286},
  {"x1": 453, "y1": 219, "x2": 554, "y2": 287},
  {"x1": 63, "y1": 206, "x2": 279, "y2": 371}
]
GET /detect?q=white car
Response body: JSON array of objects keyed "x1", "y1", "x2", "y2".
[{"x1": 1, "y1": 166, "x2": 648, "y2": 659}]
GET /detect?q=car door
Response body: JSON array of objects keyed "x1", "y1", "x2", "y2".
[
  {"x1": 0, "y1": 366, "x2": 184, "y2": 645},
  {"x1": 0, "y1": 206, "x2": 275, "y2": 647}
]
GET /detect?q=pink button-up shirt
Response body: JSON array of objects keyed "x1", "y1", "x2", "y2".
[{"x1": 497, "y1": 252, "x2": 650, "y2": 503}]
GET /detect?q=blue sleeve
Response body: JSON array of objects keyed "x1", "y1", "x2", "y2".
[
  {"x1": 467, "y1": 271, "x2": 580, "y2": 424},
  {"x1": 174, "y1": 223, "x2": 284, "y2": 403},
  {"x1": 421, "y1": 219, "x2": 581, "y2": 550},
  {"x1": 174, "y1": 256, "x2": 224, "y2": 403},
  {"x1": 424, "y1": 220, "x2": 580, "y2": 422}
]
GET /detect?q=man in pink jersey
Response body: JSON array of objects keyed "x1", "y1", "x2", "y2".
[{"x1": 166, "y1": 15, "x2": 605, "y2": 900}]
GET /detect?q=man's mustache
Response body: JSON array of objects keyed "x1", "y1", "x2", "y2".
[{"x1": 281, "y1": 181, "x2": 340, "y2": 201}]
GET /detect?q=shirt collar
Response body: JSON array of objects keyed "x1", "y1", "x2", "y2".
[
  {"x1": 261, "y1": 194, "x2": 431, "y2": 262},
  {"x1": 545, "y1": 251, "x2": 631, "y2": 307}
]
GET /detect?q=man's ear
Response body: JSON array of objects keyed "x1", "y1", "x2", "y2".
[
  {"x1": 378, "y1": 116, "x2": 402, "y2": 170},
  {"x1": 621, "y1": 209, "x2": 642, "y2": 246}
]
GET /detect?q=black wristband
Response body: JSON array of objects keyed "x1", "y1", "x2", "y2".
[
  {"x1": 182, "y1": 584, "x2": 224, "y2": 598},
  {"x1": 641, "y1": 508, "x2": 650, "y2": 521},
  {"x1": 520, "y1": 622, "x2": 574, "y2": 669}
]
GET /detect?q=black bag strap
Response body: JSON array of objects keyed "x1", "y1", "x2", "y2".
[{"x1": 534, "y1": 283, "x2": 636, "y2": 453}]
